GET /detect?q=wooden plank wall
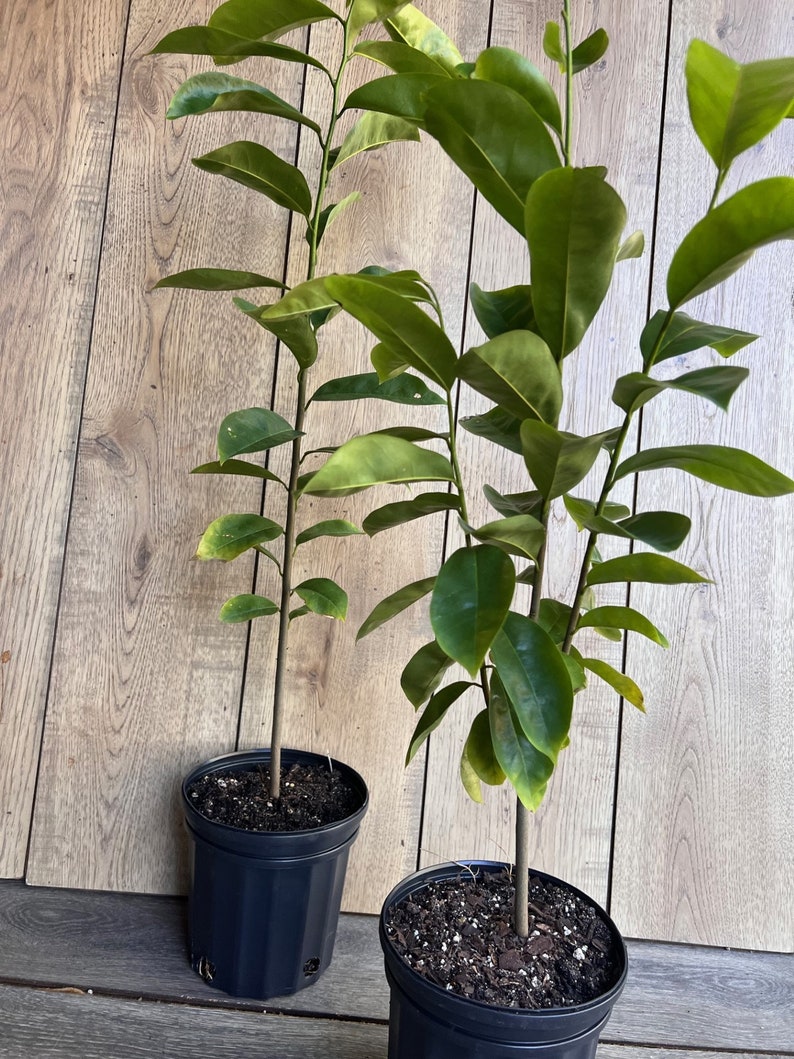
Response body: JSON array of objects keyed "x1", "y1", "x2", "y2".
[{"x1": 2, "y1": 0, "x2": 791, "y2": 951}]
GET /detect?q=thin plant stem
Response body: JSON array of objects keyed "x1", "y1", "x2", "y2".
[{"x1": 562, "y1": 0, "x2": 574, "y2": 166}]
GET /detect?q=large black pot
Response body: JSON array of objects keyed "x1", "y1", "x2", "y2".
[
  {"x1": 380, "y1": 861, "x2": 627, "y2": 1059},
  {"x1": 182, "y1": 747, "x2": 368, "y2": 1000}
]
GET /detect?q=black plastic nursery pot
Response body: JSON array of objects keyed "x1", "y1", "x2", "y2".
[
  {"x1": 182, "y1": 747, "x2": 368, "y2": 1000},
  {"x1": 380, "y1": 861, "x2": 627, "y2": 1059}
]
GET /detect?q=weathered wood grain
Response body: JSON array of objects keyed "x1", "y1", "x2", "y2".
[
  {"x1": 420, "y1": 0, "x2": 671, "y2": 909},
  {"x1": 611, "y1": 0, "x2": 794, "y2": 951},
  {"x1": 0, "y1": 0, "x2": 129, "y2": 877},
  {"x1": 26, "y1": 2, "x2": 305, "y2": 891}
]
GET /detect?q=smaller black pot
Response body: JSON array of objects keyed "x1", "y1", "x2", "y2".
[
  {"x1": 182, "y1": 747, "x2": 368, "y2": 1000},
  {"x1": 380, "y1": 861, "x2": 627, "y2": 1059}
]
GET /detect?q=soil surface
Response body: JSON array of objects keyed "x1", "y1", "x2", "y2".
[
  {"x1": 385, "y1": 868, "x2": 622, "y2": 1009},
  {"x1": 186, "y1": 762, "x2": 362, "y2": 832}
]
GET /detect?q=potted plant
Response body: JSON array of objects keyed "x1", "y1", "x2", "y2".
[
  {"x1": 149, "y1": 0, "x2": 428, "y2": 1000},
  {"x1": 274, "y1": 2, "x2": 794, "y2": 1052}
]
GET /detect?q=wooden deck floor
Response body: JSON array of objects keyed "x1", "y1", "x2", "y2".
[{"x1": 0, "y1": 881, "x2": 791, "y2": 1058}]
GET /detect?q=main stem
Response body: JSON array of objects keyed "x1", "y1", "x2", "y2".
[{"x1": 269, "y1": 18, "x2": 350, "y2": 800}]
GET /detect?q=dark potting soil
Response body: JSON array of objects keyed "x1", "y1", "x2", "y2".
[
  {"x1": 186, "y1": 762, "x2": 361, "y2": 831},
  {"x1": 385, "y1": 869, "x2": 622, "y2": 1010}
]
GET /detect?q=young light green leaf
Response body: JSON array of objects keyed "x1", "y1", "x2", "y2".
[
  {"x1": 472, "y1": 47, "x2": 562, "y2": 134},
  {"x1": 196, "y1": 513, "x2": 283, "y2": 561},
  {"x1": 302, "y1": 434, "x2": 454, "y2": 497},
  {"x1": 615, "y1": 444, "x2": 794, "y2": 497},
  {"x1": 430, "y1": 546, "x2": 515, "y2": 677},
  {"x1": 667, "y1": 177, "x2": 794, "y2": 307},
  {"x1": 357, "y1": 576, "x2": 436, "y2": 639},
  {"x1": 543, "y1": 22, "x2": 564, "y2": 64},
  {"x1": 384, "y1": 4, "x2": 464, "y2": 74},
  {"x1": 582, "y1": 657, "x2": 645, "y2": 711},
  {"x1": 520, "y1": 421, "x2": 603, "y2": 499},
  {"x1": 149, "y1": 27, "x2": 330, "y2": 70},
  {"x1": 258, "y1": 278, "x2": 335, "y2": 320},
  {"x1": 309, "y1": 371, "x2": 444, "y2": 405},
  {"x1": 612, "y1": 365, "x2": 750, "y2": 414},
  {"x1": 219, "y1": 593, "x2": 279, "y2": 623},
  {"x1": 167, "y1": 72, "x2": 320, "y2": 133},
  {"x1": 460, "y1": 407, "x2": 523, "y2": 454},
  {"x1": 489, "y1": 673, "x2": 554, "y2": 811},
  {"x1": 217, "y1": 408, "x2": 301, "y2": 462},
  {"x1": 371, "y1": 342, "x2": 409, "y2": 381},
  {"x1": 482, "y1": 485, "x2": 543, "y2": 520},
  {"x1": 563, "y1": 495, "x2": 630, "y2": 531},
  {"x1": 347, "y1": 0, "x2": 411, "y2": 39},
  {"x1": 586, "y1": 553, "x2": 711, "y2": 587},
  {"x1": 401, "y1": 640, "x2": 453, "y2": 708},
  {"x1": 406, "y1": 681, "x2": 474, "y2": 764},
  {"x1": 353, "y1": 39, "x2": 452, "y2": 75},
  {"x1": 686, "y1": 41, "x2": 794, "y2": 175},
  {"x1": 461, "y1": 710, "x2": 506, "y2": 803},
  {"x1": 154, "y1": 268, "x2": 286, "y2": 291},
  {"x1": 344, "y1": 73, "x2": 445, "y2": 122},
  {"x1": 640, "y1": 310, "x2": 758, "y2": 368},
  {"x1": 465, "y1": 515, "x2": 545, "y2": 561},
  {"x1": 577, "y1": 606, "x2": 669, "y2": 648},
  {"x1": 332, "y1": 112, "x2": 420, "y2": 169},
  {"x1": 616, "y1": 230, "x2": 645, "y2": 261},
  {"x1": 207, "y1": 0, "x2": 339, "y2": 42},
  {"x1": 525, "y1": 167, "x2": 627, "y2": 360},
  {"x1": 571, "y1": 29, "x2": 609, "y2": 74},
  {"x1": 310, "y1": 191, "x2": 361, "y2": 246},
  {"x1": 469, "y1": 283, "x2": 536, "y2": 340},
  {"x1": 193, "y1": 141, "x2": 312, "y2": 217},
  {"x1": 293, "y1": 577, "x2": 348, "y2": 620},
  {"x1": 295, "y1": 520, "x2": 362, "y2": 546},
  {"x1": 458, "y1": 331, "x2": 562, "y2": 424},
  {"x1": 191, "y1": 459, "x2": 285, "y2": 487},
  {"x1": 363, "y1": 492, "x2": 459, "y2": 535}
]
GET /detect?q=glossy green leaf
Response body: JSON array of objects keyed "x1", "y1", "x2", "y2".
[
  {"x1": 667, "y1": 177, "x2": 794, "y2": 307},
  {"x1": 640, "y1": 310, "x2": 758, "y2": 368},
  {"x1": 562, "y1": 495, "x2": 630, "y2": 531},
  {"x1": 536, "y1": 599, "x2": 573, "y2": 643},
  {"x1": 353, "y1": 266, "x2": 440, "y2": 311},
  {"x1": 344, "y1": 73, "x2": 445, "y2": 122},
  {"x1": 293, "y1": 577, "x2": 348, "y2": 619},
  {"x1": 571, "y1": 28, "x2": 609, "y2": 73},
  {"x1": 401, "y1": 640, "x2": 453, "y2": 708},
  {"x1": 217, "y1": 408, "x2": 300, "y2": 462},
  {"x1": 193, "y1": 141, "x2": 312, "y2": 217},
  {"x1": 363, "y1": 492, "x2": 459, "y2": 535},
  {"x1": 309, "y1": 371, "x2": 444, "y2": 406},
  {"x1": 348, "y1": 0, "x2": 410, "y2": 38},
  {"x1": 466, "y1": 515, "x2": 545, "y2": 561},
  {"x1": 577, "y1": 606, "x2": 668, "y2": 648},
  {"x1": 424, "y1": 79, "x2": 560, "y2": 233},
  {"x1": 490, "y1": 612, "x2": 573, "y2": 762},
  {"x1": 167, "y1": 72, "x2": 320, "y2": 132},
  {"x1": 569, "y1": 507, "x2": 692, "y2": 553},
  {"x1": 371, "y1": 342, "x2": 409, "y2": 381},
  {"x1": 482, "y1": 485, "x2": 543, "y2": 520},
  {"x1": 472, "y1": 47, "x2": 561, "y2": 133},
  {"x1": 430, "y1": 545, "x2": 515, "y2": 677},
  {"x1": 207, "y1": 0, "x2": 339, "y2": 41},
  {"x1": 469, "y1": 283, "x2": 535, "y2": 340},
  {"x1": 406, "y1": 681, "x2": 473, "y2": 764},
  {"x1": 520, "y1": 421, "x2": 602, "y2": 499},
  {"x1": 191, "y1": 459, "x2": 285, "y2": 487},
  {"x1": 357, "y1": 576, "x2": 436, "y2": 639},
  {"x1": 543, "y1": 22, "x2": 564, "y2": 64},
  {"x1": 332, "y1": 112, "x2": 420, "y2": 169},
  {"x1": 311, "y1": 191, "x2": 361, "y2": 245},
  {"x1": 686, "y1": 41, "x2": 794, "y2": 174},
  {"x1": 302, "y1": 434, "x2": 454, "y2": 497},
  {"x1": 615, "y1": 444, "x2": 794, "y2": 497},
  {"x1": 586, "y1": 553, "x2": 710, "y2": 587},
  {"x1": 489, "y1": 673, "x2": 553, "y2": 812},
  {"x1": 149, "y1": 27, "x2": 330, "y2": 70},
  {"x1": 525, "y1": 167, "x2": 627, "y2": 359},
  {"x1": 458, "y1": 331, "x2": 562, "y2": 424},
  {"x1": 325, "y1": 275, "x2": 457, "y2": 389},
  {"x1": 616, "y1": 230, "x2": 645, "y2": 261},
  {"x1": 612, "y1": 365, "x2": 750, "y2": 414},
  {"x1": 258, "y1": 278, "x2": 334, "y2": 320},
  {"x1": 295, "y1": 520, "x2": 362, "y2": 546},
  {"x1": 384, "y1": 4, "x2": 464, "y2": 74},
  {"x1": 196, "y1": 513, "x2": 283, "y2": 561},
  {"x1": 582, "y1": 657, "x2": 645, "y2": 711},
  {"x1": 459, "y1": 407, "x2": 523, "y2": 454},
  {"x1": 461, "y1": 710, "x2": 506, "y2": 802},
  {"x1": 353, "y1": 39, "x2": 451, "y2": 75},
  {"x1": 154, "y1": 268, "x2": 286, "y2": 291},
  {"x1": 219, "y1": 593, "x2": 279, "y2": 622}
]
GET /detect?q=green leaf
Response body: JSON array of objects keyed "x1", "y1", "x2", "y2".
[
  {"x1": 461, "y1": 710, "x2": 506, "y2": 802},
  {"x1": 563, "y1": 495, "x2": 630, "y2": 531},
  {"x1": 430, "y1": 545, "x2": 515, "y2": 677},
  {"x1": 196, "y1": 513, "x2": 283, "y2": 561},
  {"x1": 640, "y1": 310, "x2": 758, "y2": 368},
  {"x1": 465, "y1": 515, "x2": 545, "y2": 561},
  {"x1": 384, "y1": 4, "x2": 464, "y2": 74},
  {"x1": 167, "y1": 72, "x2": 320, "y2": 133},
  {"x1": 571, "y1": 29, "x2": 609, "y2": 74},
  {"x1": 686, "y1": 41, "x2": 794, "y2": 175},
  {"x1": 582, "y1": 657, "x2": 645, "y2": 711},
  {"x1": 372, "y1": 426, "x2": 448, "y2": 443},
  {"x1": 406, "y1": 681, "x2": 473, "y2": 764},
  {"x1": 667, "y1": 177, "x2": 794, "y2": 307},
  {"x1": 424, "y1": 79, "x2": 560, "y2": 233},
  {"x1": 469, "y1": 283, "x2": 536, "y2": 340},
  {"x1": 293, "y1": 577, "x2": 348, "y2": 619},
  {"x1": 357, "y1": 576, "x2": 436, "y2": 639},
  {"x1": 353, "y1": 266, "x2": 441, "y2": 311},
  {"x1": 217, "y1": 408, "x2": 300, "y2": 462},
  {"x1": 348, "y1": 0, "x2": 411, "y2": 39},
  {"x1": 458, "y1": 331, "x2": 562, "y2": 423},
  {"x1": 193, "y1": 141, "x2": 312, "y2": 217},
  {"x1": 570, "y1": 507, "x2": 692, "y2": 553},
  {"x1": 353, "y1": 39, "x2": 452, "y2": 75},
  {"x1": 207, "y1": 0, "x2": 339, "y2": 42},
  {"x1": 472, "y1": 47, "x2": 562, "y2": 134},
  {"x1": 344, "y1": 73, "x2": 446, "y2": 122},
  {"x1": 543, "y1": 22, "x2": 564, "y2": 65},
  {"x1": 616, "y1": 230, "x2": 645, "y2": 261},
  {"x1": 325, "y1": 275, "x2": 457, "y2": 389},
  {"x1": 561, "y1": 648, "x2": 587, "y2": 694},
  {"x1": 612, "y1": 366, "x2": 750, "y2": 414},
  {"x1": 332, "y1": 112, "x2": 420, "y2": 169},
  {"x1": 309, "y1": 371, "x2": 444, "y2": 405},
  {"x1": 488, "y1": 673, "x2": 554, "y2": 812},
  {"x1": 295, "y1": 520, "x2": 362, "y2": 546},
  {"x1": 191, "y1": 459, "x2": 285, "y2": 487},
  {"x1": 149, "y1": 27, "x2": 330, "y2": 70},
  {"x1": 525, "y1": 167, "x2": 627, "y2": 359},
  {"x1": 401, "y1": 640, "x2": 453, "y2": 708},
  {"x1": 459, "y1": 407, "x2": 523, "y2": 454},
  {"x1": 302, "y1": 434, "x2": 454, "y2": 497},
  {"x1": 520, "y1": 421, "x2": 603, "y2": 498},
  {"x1": 615, "y1": 444, "x2": 794, "y2": 497},
  {"x1": 311, "y1": 191, "x2": 361, "y2": 245},
  {"x1": 536, "y1": 599, "x2": 573, "y2": 643},
  {"x1": 219, "y1": 593, "x2": 279, "y2": 622},
  {"x1": 363, "y1": 492, "x2": 459, "y2": 535},
  {"x1": 257, "y1": 312, "x2": 318, "y2": 369},
  {"x1": 259, "y1": 277, "x2": 335, "y2": 319},
  {"x1": 490, "y1": 612, "x2": 573, "y2": 762},
  {"x1": 577, "y1": 606, "x2": 668, "y2": 648},
  {"x1": 482, "y1": 485, "x2": 543, "y2": 520},
  {"x1": 586, "y1": 553, "x2": 711, "y2": 587},
  {"x1": 371, "y1": 342, "x2": 409, "y2": 381},
  {"x1": 154, "y1": 268, "x2": 286, "y2": 292}
]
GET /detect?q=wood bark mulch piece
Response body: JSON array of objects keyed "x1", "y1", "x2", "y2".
[
  {"x1": 186, "y1": 762, "x2": 361, "y2": 832},
  {"x1": 385, "y1": 868, "x2": 622, "y2": 1009}
]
